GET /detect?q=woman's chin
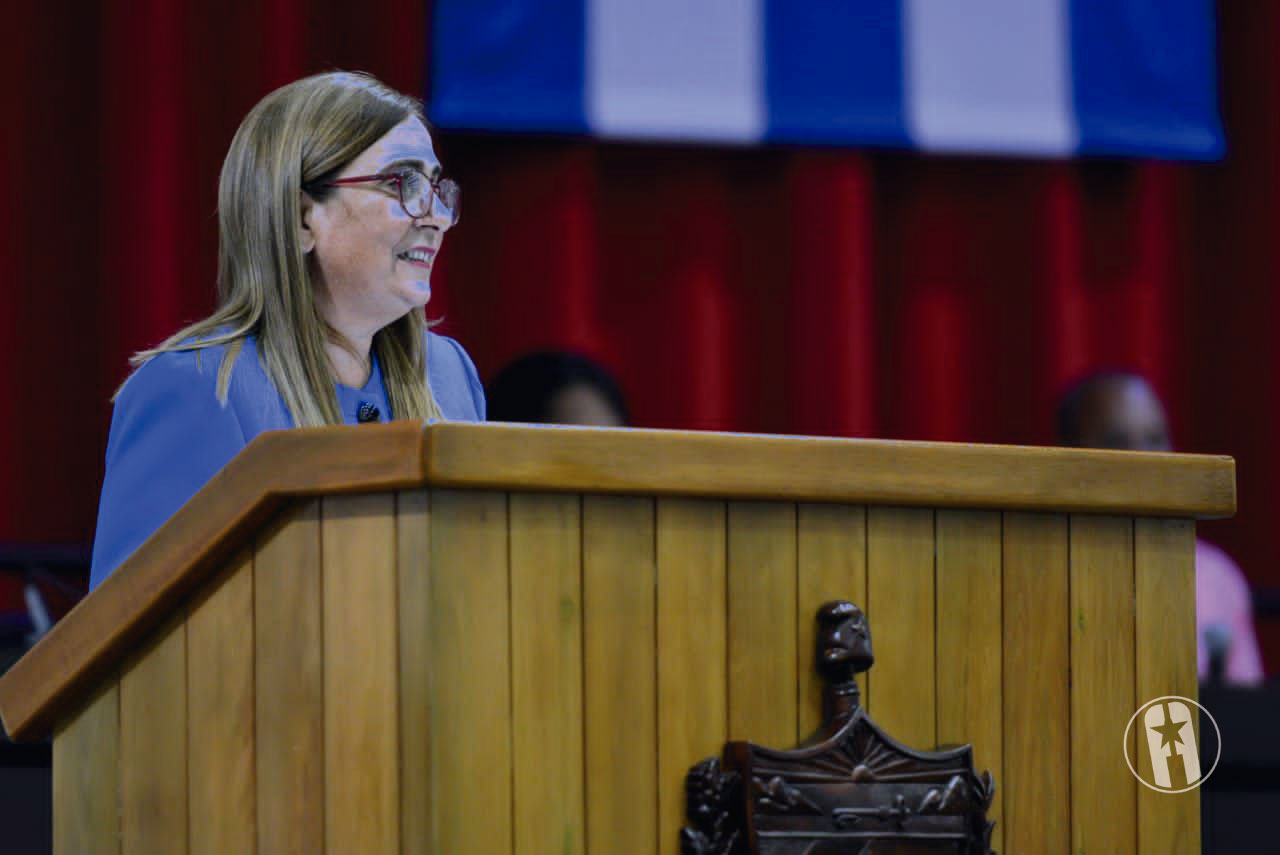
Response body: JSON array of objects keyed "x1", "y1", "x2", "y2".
[{"x1": 401, "y1": 278, "x2": 432, "y2": 307}]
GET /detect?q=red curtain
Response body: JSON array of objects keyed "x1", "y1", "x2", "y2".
[{"x1": 6, "y1": 3, "x2": 1279, "y2": 664}]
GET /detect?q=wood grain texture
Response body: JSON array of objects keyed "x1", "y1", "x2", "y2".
[
  {"x1": 187, "y1": 552, "x2": 255, "y2": 855},
  {"x1": 509, "y1": 493, "x2": 585, "y2": 855},
  {"x1": 796, "y1": 503, "x2": 867, "y2": 738},
  {"x1": 322, "y1": 492, "x2": 400, "y2": 855},
  {"x1": 3, "y1": 423, "x2": 1234, "y2": 744},
  {"x1": 397, "y1": 489, "x2": 433, "y2": 855},
  {"x1": 865, "y1": 507, "x2": 935, "y2": 750},
  {"x1": 2, "y1": 422, "x2": 427, "y2": 741},
  {"x1": 728, "y1": 502, "x2": 798, "y2": 747},
  {"x1": 254, "y1": 501, "x2": 324, "y2": 855},
  {"x1": 1135, "y1": 518, "x2": 1199, "y2": 853},
  {"x1": 657, "y1": 498, "x2": 728, "y2": 853},
  {"x1": 425, "y1": 423, "x2": 1235, "y2": 516},
  {"x1": 428, "y1": 490, "x2": 511, "y2": 853},
  {"x1": 584, "y1": 495, "x2": 657, "y2": 854},
  {"x1": 1002, "y1": 512, "x2": 1069, "y2": 855},
  {"x1": 1070, "y1": 515, "x2": 1137, "y2": 855},
  {"x1": 935, "y1": 510, "x2": 1002, "y2": 855},
  {"x1": 53, "y1": 682, "x2": 119, "y2": 855},
  {"x1": 120, "y1": 616, "x2": 187, "y2": 855}
]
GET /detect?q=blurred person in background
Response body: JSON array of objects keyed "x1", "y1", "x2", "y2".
[
  {"x1": 90, "y1": 71, "x2": 485, "y2": 589},
  {"x1": 1057, "y1": 371, "x2": 1263, "y2": 686},
  {"x1": 487, "y1": 351, "x2": 628, "y2": 427}
]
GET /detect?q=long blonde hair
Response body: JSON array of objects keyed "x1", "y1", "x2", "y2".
[{"x1": 129, "y1": 71, "x2": 442, "y2": 425}]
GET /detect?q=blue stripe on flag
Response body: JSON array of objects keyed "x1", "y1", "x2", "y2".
[
  {"x1": 765, "y1": 0, "x2": 909, "y2": 146},
  {"x1": 1069, "y1": 0, "x2": 1224, "y2": 159},
  {"x1": 429, "y1": 0, "x2": 587, "y2": 133}
]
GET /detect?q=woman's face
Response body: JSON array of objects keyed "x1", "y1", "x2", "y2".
[{"x1": 302, "y1": 114, "x2": 451, "y2": 340}]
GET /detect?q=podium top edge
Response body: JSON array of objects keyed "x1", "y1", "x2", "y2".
[{"x1": 425, "y1": 422, "x2": 1235, "y2": 518}]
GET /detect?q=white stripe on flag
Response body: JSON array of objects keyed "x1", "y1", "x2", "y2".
[
  {"x1": 586, "y1": 0, "x2": 765, "y2": 142},
  {"x1": 903, "y1": 0, "x2": 1078, "y2": 155}
]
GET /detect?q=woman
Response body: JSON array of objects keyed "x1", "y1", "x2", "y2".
[{"x1": 89, "y1": 71, "x2": 485, "y2": 588}]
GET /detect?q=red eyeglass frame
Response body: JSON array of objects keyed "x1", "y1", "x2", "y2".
[{"x1": 321, "y1": 169, "x2": 460, "y2": 224}]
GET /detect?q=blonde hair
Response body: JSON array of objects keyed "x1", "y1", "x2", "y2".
[{"x1": 129, "y1": 70, "x2": 442, "y2": 425}]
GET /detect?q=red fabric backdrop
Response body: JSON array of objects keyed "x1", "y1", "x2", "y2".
[{"x1": 5, "y1": 3, "x2": 1278, "y2": 665}]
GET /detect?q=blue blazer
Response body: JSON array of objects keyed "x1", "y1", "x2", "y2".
[{"x1": 89, "y1": 332, "x2": 486, "y2": 588}]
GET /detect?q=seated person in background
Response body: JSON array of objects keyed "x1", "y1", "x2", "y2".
[
  {"x1": 487, "y1": 351, "x2": 628, "y2": 427},
  {"x1": 1057, "y1": 372, "x2": 1264, "y2": 685},
  {"x1": 90, "y1": 71, "x2": 485, "y2": 589}
]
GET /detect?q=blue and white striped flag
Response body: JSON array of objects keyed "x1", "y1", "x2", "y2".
[{"x1": 429, "y1": 0, "x2": 1223, "y2": 159}]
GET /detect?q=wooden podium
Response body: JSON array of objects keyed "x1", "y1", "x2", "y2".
[{"x1": 0, "y1": 423, "x2": 1234, "y2": 854}]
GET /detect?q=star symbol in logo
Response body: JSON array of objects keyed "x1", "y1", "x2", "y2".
[{"x1": 1151, "y1": 703, "x2": 1187, "y2": 754}]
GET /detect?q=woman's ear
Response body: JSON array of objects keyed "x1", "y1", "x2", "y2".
[{"x1": 299, "y1": 192, "x2": 317, "y2": 254}]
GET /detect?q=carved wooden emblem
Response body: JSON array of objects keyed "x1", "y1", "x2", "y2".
[{"x1": 682, "y1": 601, "x2": 996, "y2": 854}]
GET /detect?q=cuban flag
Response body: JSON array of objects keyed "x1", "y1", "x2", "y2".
[{"x1": 428, "y1": 0, "x2": 1223, "y2": 159}]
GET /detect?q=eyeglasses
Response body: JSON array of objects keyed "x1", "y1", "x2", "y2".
[{"x1": 321, "y1": 168, "x2": 460, "y2": 226}]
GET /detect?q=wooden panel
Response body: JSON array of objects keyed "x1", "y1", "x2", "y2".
[
  {"x1": 1002, "y1": 512, "x2": 1069, "y2": 854},
  {"x1": 584, "y1": 495, "x2": 656, "y2": 854},
  {"x1": 425, "y1": 423, "x2": 1236, "y2": 516},
  {"x1": 3, "y1": 422, "x2": 1235, "y2": 744},
  {"x1": 727, "y1": 502, "x2": 797, "y2": 747},
  {"x1": 187, "y1": 552, "x2": 255, "y2": 855},
  {"x1": 254, "y1": 501, "x2": 323, "y2": 854},
  {"x1": 53, "y1": 682, "x2": 119, "y2": 855},
  {"x1": 2, "y1": 421, "x2": 427, "y2": 741},
  {"x1": 429, "y1": 490, "x2": 511, "y2": 853},
  {"x1": 865, "y1": 507, "x2": 935, "y2": 749},
  {"x1": 657, "y1": 498, "x2": 728, "y2": 853},
  {"x1": 397, "y1": 489, "x2": 432, "y2": 855},
  {"x1": 323, "y1": 492, "x2": 400, "y2": 854},
  {"x1": 796, "y1": 503, "x2": 867, "y2": 738},
  {"x1": 1135, "y1": 518, "x2": 1199, "y2": 853},
  {"x1": 120, "y1": 616, "x2": 187, "y2": 855},
  {"x1": 1070, "y1": 515, "x2": 1137, "y2": 854},
  {"x1": 510, "y1": 493, "x2": 585, "y2": 855},
  {"x1": 935, "y1": 510, "x2": 1002, "y2": 855}
]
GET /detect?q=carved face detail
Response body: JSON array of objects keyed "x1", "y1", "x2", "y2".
[{"x1": 815, "y1": 601, "x2": 873, "y2": 683}]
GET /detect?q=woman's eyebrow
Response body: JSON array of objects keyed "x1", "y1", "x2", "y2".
[{"x1": 381, "y1": 157, "x2": 443, "y2": 179}]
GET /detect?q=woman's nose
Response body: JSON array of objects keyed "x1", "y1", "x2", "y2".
[{"x1": 417, "y1": 194, "x2": 456, "y2": 230}]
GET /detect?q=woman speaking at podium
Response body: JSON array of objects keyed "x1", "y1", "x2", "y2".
[{"x1": 88, "y1": 72, "x2": 485, "y2": 589}]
